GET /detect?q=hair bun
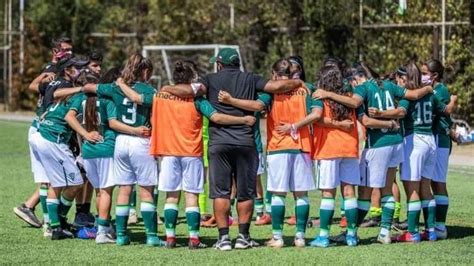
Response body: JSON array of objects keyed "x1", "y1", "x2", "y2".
[{"x1": 175, "y1": 61, "x2": 184, "y2": 72}]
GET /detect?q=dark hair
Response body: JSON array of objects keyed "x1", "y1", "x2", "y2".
[
  {"x1": 76, "y1": 71, "x2": 99, "y2": 85},
  {"x1": 88, "y1": 51, "x2": 103, "y2": 63},
  {"x1": 405, "y1": 62, "x2": 422, "y2": 90},
  {"x1": 99, "y1": 66, "x2": 122, "y2": 83},
  {"x1": 272, "y1": 58, "x2": 291, "y2": 78},
  {"x1": 317, "y1": 65, "x2": 352, "y2": 120},
  {"x1": 84, "y1": 94, "x2": 99, "y2": 133},
  {"x1": 173, "y1": 60, "x2": 196, "y2": 84},
  {"x1": 425, "y1": 59, "x2": 444, "y2": 81},
  {"x1": 51, "y1": 36, "x2": 72, "y2": 49},
  {"x1": 288, "y1": 55, "x2": 305, "y2": 81},
  {"x1": 353, "y1": 62, "x2": 380, "y2": 80},
  {"x1": 121, "y1": 54, "x2": 153, "y2": 84},
  {"x1": 324, "y1": 56, "x2": 346, "y2": 72}
]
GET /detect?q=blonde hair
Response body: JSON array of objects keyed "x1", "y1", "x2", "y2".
[{"x1": 121, "y1": 54, "x2": 153, "y2": 84}]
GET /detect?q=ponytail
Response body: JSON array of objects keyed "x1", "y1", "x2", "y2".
[
  {"x1": 84, "y1": 94, "x2": 99, "y2": 132},
  {"x1": 121, "y1": 54, "x2": 153, "y2": 85}
]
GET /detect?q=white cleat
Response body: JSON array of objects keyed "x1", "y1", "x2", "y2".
[{"x1": 96, "y1": 232, "x2": 116, "y2": 244}]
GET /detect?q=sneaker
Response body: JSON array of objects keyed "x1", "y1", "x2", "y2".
[
  {"x1": 377, "y1": 232, "x2": 392, "y2": 244},
  {"x1": 309, "y1": 236, "x2": 330, "y2": 248},
  {"x1": 213, "y1": 235, "x2": 232, "y2": 251},
  {"x1": 435, "y1": 227, "x2": 448, "y2": 240},
  {"x1": 360, "y1": 217, "x2": 380, "y2": 228},
  {"x1": 43, "y1": 224, "x2": 52, "y2": 238},
  {"x1": 421, "y1": 230, "x2": 437, "y2": 241},
  {"x1": 13, "y1": 204, "x2": 42, "y2": 228},
  {"x1": 201, "y1": 216, "x2": 217, "y2": 228},
  {"x1": 96, "y1": 232, "x2": 116, "y2": 244},
  {"x1": 189, "y1": 238, "x2": 207, "y2": 249},
  {"x1": 235, "y1": 234, "x2": 259, "y2": 249},
  {"x1": 392, "y1": 220, "x2": 408, "y2": 232},
  {"x1": 346, "y1": 234, "x2": 358, "y2": 247},
  {"x1": 166, "y1": 236, "x2": 177, "y2": 248},
  {"x1": 146, "y1": 236, "x2": 167, "y2": 247},
  {"x1": 116, "y1": 235, "x2": 131, "y2": 246},
  {"x1": 255, "y1": 213, "x2": 271, "y2": 226},
  {"x1": 127, "y1": 209, "x2": 138, "y2": 225},
  {"x1": 393, "y1": 231, "x2": 421, "y2": 243},
  {"x1": 294, "y1": 237, "x2": 306, "y2": 248},
  {"x1": 329, "y1": 231, "x2": 346, "y2": 243},
  {"x1": 339, "y1": 217, "x2": 347, "y2": 228},
  {"x1": 286, "y1": 215, "x2": 296, "y2": 225},
  {"x1": 265, "y1": 237, "x2": 284, "y2": 248},
  {"x1": 51, "y1": 228, "x2": 74, "y2": 240},
  {"x1": 77, "y1": 226, "x2": 97, "y2": 239},
  {"x1": 74, "y1": 213, "x2": 94, "y2": 227}
]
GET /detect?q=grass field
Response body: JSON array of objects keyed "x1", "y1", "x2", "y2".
[{"x1": 1, "y1": 120, "x2": 473, "y2": 264}]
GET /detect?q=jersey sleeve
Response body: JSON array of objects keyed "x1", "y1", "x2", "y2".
[
  {"x1": 256, "y1": 93, "x2": 272, "y2": 109},
  {"x1": 134, "y1": 83, "x2": 156, "y2": 107},
  {"x1": 311, "y1": 98, "x2": 324, "y2": 110},
  {"x1": 432, "y1": 95, "x2": 447, "y2": 114},
  {"x1": 97, "y1": 83, "x2": 114, "y2": 98},
  {"x1": 105, "y1": 99, "x2": 117, "y2": 120},
  {"x1": 194, "y1": 97, "x2": 217, "y2": 119},
  {"x1": 385, "y1": 81, "x2": 407, "y2": 99},
  {"x1": 353, "y1": 84, "x2": 366, "y2": 100},
  {"x1": 398, "y1": 99, "x2": 410, "y2": 111},
  {"x1": 253, "y1": 74, "x2": 269, "y2": 92},
  {"x1": 356, "y1": 105, "x2": 366, "y2": 118},
  {"x1": 68, "y1": 94, "x2": 84, "y2": 113},
  {"x1": 38, "y1": 82, "x2": 48, "y2": 96}
]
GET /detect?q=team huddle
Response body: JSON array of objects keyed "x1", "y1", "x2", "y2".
[{"x1": 13, "y1": 36, "x2": 458, "y2": 250}]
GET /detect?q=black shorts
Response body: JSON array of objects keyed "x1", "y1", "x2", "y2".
[{"x1": 209, "y1": 144, "x2": 258, "y2": 201}]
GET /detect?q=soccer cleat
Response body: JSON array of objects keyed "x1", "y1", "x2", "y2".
[
  {"x1": 43, "y1": 224, "x2": 52, "y2": 238},
  {"x1": 345, "y1": 234, "x2": 358, "y2": 247},
  {"x1": 329, "y1": 231, "x2": 346, "y2": 243},
  {"x1": 51, "y1": 228, "x2": 74, "y2": 240},
  {"x1": 255, "y1": 213, "x2": 271, "y2": 226},
  {"x1": 339, "y1": 217, "x2": 347, "y2": 228},
  {"x1": 146, "y1": 236, "x2": 167, "y2": 247},
  {"x1": 127, "y1": 209, "x2": 138, "y2": 225},
  {"x1": 213, "y1": 236, "x2": 232, "y2": 251},
  {"x1": 309, "y1": 236, "x2": 330, "y2": 248},
  {"x1": 265, "y1": 237, "x2": 284, "y2": 248},
  {"x1": 421, "y1": 230, "x2": 437, "y2": 241},
  {"x1": 116, "y1": 235, "x2": 131, "y2": 246},
  {"x1": 96, "y1": 232, "x2": 116, "y2": 244},
  {"x1": 234, "y1": 234, "x2": 259, "y2": 249},
  {"x1": 435, "y1": 227, "x2": 448, "y2": 240},
  {"x1": 74, "y1": 213, "x2": 94, "y2": 227},
  {"x1": 189, "y1": 238, "x2": 207, "y2": 249},
  {"x1": 166, "y1": 236, "x2": 177, "y2": 248},
  {"x1": 201, "y1": 216, "x2": 217, "y2": 228},
  {"x1": 286, "y1": 215, "x2": 296, "y2": 225},
  {"x1": 377, "y1": 232, "x2": 392, "y2": 244},
  {"x1": 13, "y1": 204, "x2": 42, "y2": 228},
  {"x1": 392, "y1": 219, "x2": 408, "y2": 232},
  {"x1": 294, "y1": 237, "x2": 306, "y2": 248},
  {"x1": 393, "y1": 231, "x2": 421, "y2": 243},
  {"x1": 360, "y1": 217, "x2": 381, "y2": 228}
]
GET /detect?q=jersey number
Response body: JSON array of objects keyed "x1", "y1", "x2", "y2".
[
  {"x1": 414, "y1": 102, "x2": 432, "y2": 125},
  {"x1": 122, "y1": 98, "x2": 137, "y2": 125},
  {"x1": 374, "y1": 91, "x2": 395, "y2": 110}
]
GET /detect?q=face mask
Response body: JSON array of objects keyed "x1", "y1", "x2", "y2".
[
  {"x1": 292, "y1": 72, "x2": 301, "y2": 80},
  {"x1": 70, "y1": 68, "x2": 81, "y2": 80},
  {"x1": 421, "y1": 74, "x2": 432, "y2": 84}
]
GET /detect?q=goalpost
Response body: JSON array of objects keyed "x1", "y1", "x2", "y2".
[{"x1": 141, "y1": 44, "x2": 244, "y2": 89}]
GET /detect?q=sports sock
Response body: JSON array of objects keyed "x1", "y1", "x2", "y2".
[
  {"x1": 219, "y1": 227, "x2": 229, "y2": 239},
  {"x1": 141, "y1": 201, "x2": 158, "y2": 237},
  {"x1": 407, "y1": 200, "x2": 421, "y2": 234},
  {"x1": 239, "y1": 223, "x2": 250, "y2": 238},
  {"x1": 340, "y1": 195, "x2": 345, "y2": 217},
  {"x1": 39, "y1": 185, "x2": 49, "y2": 224},
  {"x1": 357, "y1": 199, "x2": 370, "y2": 225},
  {"x1": 152, "y1": 187, "x2": 159, "y2": 207},
  {"x1": 380, "y1": 195, "x2": 395, "y2": 235},
  {"x1": 198, "y1": 183, "x2": 208, "y2": 215},
  {"x1": 129, "y1": 186, "x2": 137, "y2": 209},
  {"x1": 59, "y1": 194, "x2": 73, "y2": 220},
  {"x1": 164, "y1": 203, "x2": 179, "y2": 238},
  {"x1": 421, "y1": 199, "x2": 436, "y2": 232},
  {"x1": 319, "y1": 197, "x2": 335, "y2": 238},
  {"x1": 186, "y1": 207, "x2": 200, "y2": 239},
  {"x1": 394, "y1": 201, "x2": 401, "y2": 221},
  {"x1": 271, "y1": 195, "x2": 285, "y2": 240},
  {"x1": 46, "y1": 198, "x2": 60, "y2": 229},
  {"x1": 265, "y1": 191, "x2": 272, "y2": 214},
  {"x1": 255, "y1": 198, "x2": 264, "y2": 217},
  {"x1": 295, "y1": 196, "x2": 310, "y2": 238},
  {"x1": 344, "y1": 198, "x2": 358, "y2": 237},
  {"x1": 115, "y1": 205, "x2": 129, "y2": 237},
  {"x1": 434, "y1": 195, "x2": 449, "y2": 230},
  {"x1": 369, "y1": 206, "x2": 382, "y2": 219},
  {"x1": 97, "y1": 217, "x2": 110, "y2": 234}
]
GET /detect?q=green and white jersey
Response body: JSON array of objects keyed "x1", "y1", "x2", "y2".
[
  {"x1": 194, "y1": 97, "x2": 219, "y2": 118},
  {"x1": 255, "y1": 93, "x2": 272, "y2": 153},
  {"x1": 69, "y1": 93, "x2": 117, "y2": 159},
  {"x1": 433, "y1": 83, "x2": 453, "y2": 148},
  {"x1": 354, "y1": 80, "x2": 406, "y2": 148},
  {"x1": 39, "y1": 98, "x2": 75, "y2": 144},
  {"x1": 399, "y1": 93, "x2": 447, "y2": 136},
  {"x1": 97, "y1": 82, "x2": 155, "y2": 131}
]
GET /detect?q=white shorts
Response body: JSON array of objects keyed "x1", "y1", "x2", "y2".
[
  {"x1": 267, "y1": 153, "x2": 315, "y2": 192},
  {"x1": 315, "y1": 158, "x2": 360, "y2": 189},
  {"x1": 400, "y1": 134, "x2": 436, "y2": 182},
  {"x1": 28, "y1": 126, "x2": 48, "y2": 183},
  {"x1": 158, "y1": 156, "x2": 204, "y2": 193},
  {"x1": 433, "y1": 146, "x2": 449, "y2": 183},
  {"x1": 29, "y1": 132, "x2": 83, "y2": 188},
  {"x1": 83, "y1": 157, "x2": 115, "y2": 189},
  {"x1": 361, "y1": 143, "x2": 404, "y2": 188},
  {"x1": 114, "y1": 135, "x2": 158, "y2": 187},
  {"x1": 257, "y1": 153, "x2": 265, "y2": 175}
]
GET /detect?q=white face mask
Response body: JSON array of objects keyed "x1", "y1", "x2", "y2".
[{"x1": 421, "y1": 74, "x2": 432, "y2": 84}]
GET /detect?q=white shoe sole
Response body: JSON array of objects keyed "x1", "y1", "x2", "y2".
[{"x1": 13, "y1": 207, "x2": 41, "y2": 228}]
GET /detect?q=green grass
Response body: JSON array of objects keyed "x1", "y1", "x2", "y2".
[{"x1": 1, "y1": 120, "x2": 473, "y2": 264}]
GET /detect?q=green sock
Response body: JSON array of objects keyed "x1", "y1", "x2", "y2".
[
  {"x1": 141, "y1": 201, "x2": 158, "y2": 237},
  {"x1": 164, "y1": 203, "x2": 178, "y2": 238},
  {"x1": 434, "y1": 195, "x2": 449, "y2": 230},
  {"x1": 198, "y1": 184, "x2": 208, "y2": 215},
  {"x1": 129, "y1": 186, "x2": 137, "y2": 209},
  {"x1": 186, "y1": 207, "x2": 201, "y2": 239},
  {"x1": 255, "y1": 198, "x2": 264, "y2": 216},
  {"x1": 340, "y1": 195, "x2": 345, "y2": 217},
  {"x1": 369, "y1": 206, "x2": 382, "y2": 219},
  {"x1": 357, "y1": 200, "x2": 370, "y2": 225},
  {"x1": 407, "y1": 200, "x2": 421, "y2": 234},
  {"x1": 344, "y1": 198, "x2": 358, "y2": 236},
  {"x1": 381, "y1": 195, "x2": 395, "y2": 230},
  {"x1": 422, "y1": 199, "x2": 436, "y2": 231},
  {"x1": 39, "y1": 185, "x2": 49, "y2": 224},
  {"x1": 295, "y1": 196, "x2": 310, "y2": 238},
  {"x1": 271, "y1": 195, "x2": 285, "y2": 239},
  {"x1": 319, "y1": 197, "x2": 335, "y2": 237},
  {"x1": 59, "y1": 194, "x2": 73, "y2": 219},
  {"x1": 97, "y1": 217, "x2": 110, "y2": 233},
  {"x1": 115, "y1": 205, "x2": 130, "y2": 237},
  {"x1": 152, "y1": 187, "x2": 159, "y2": 207},
  {"x1": 265, "y1": 191, "x2": 272, "y2": 214},
  {"x1": 46, "y1": 198, "x2": 60, "y2": 229},
  {"x1": 394, "y1": 201, "x2": 401, "y2": 220}
]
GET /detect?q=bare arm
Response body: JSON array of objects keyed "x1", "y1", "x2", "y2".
[
  {"x1": 109, "y1": 119, "x2": 151, "y2": 137},
  {"x1": 54, "y1": 87, "x2": 83, "y2": 99},
  {"x1": 359, "y1": 114, "x2": 399, "y2": 130},
  {"x1": 160, "y1": 83, "x2": 206, "y2": 97},
  {"x1": 368, "y1": 107, "x2": 407, "y2": 119},
  {"x1": 317, "y1": 117, "x2": 355, "y2": 132},
  {"x1": 65, "y1": 110, "x2": 103, "y2": 142},
  {"x1": 218, "y1": 90, "x2": 265, "y2": 111},
  {"x1": 275, "y1": 108, "x2": 323, "y2": 135},
  {"x1": 28, "y1": 73, "x2": 55, "y2": 92},
  {"x1": 404, "y1": 85, "x2": 433, "y2": 100},
  {"x1": 82, "y1": 83, "x2": 98, "y2": 94},
  {"x1": 209, "y1": 113, "x2": 256, "y2": 126},
  {"x1": 313, "y1": 89, "x2": 363, "y2": 109},
  {"x1": 444, "y1": 95, "x2": 457, "y2": 114},
  {"x1": 263, "y1": 79, "x2": 305, "y2": 94},
  {"x1": 116, "y1": 78, "x2": 142, "y2": 104}
]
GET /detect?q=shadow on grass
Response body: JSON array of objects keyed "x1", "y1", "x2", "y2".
[{"x1": 446, "y1": 225, "x2": 474, "y2": 239}]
